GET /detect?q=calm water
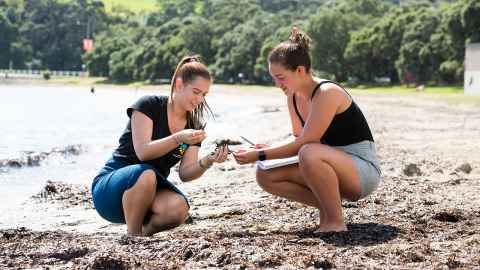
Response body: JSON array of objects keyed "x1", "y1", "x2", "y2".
[{"x1": 0, "y1": 83, "x2": 263, "y2": 212}]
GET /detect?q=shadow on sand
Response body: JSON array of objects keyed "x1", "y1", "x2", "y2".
[
  {"x1": 214, "y1": 222, "x2": 399, "y2": 247},
  {"x1": 293, "y1": 223, "x2": 400, "y2": 246}
]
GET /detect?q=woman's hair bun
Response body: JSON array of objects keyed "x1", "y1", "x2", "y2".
[{"x1": 288, "y1": 26, "x2": 311, "y2": 51}]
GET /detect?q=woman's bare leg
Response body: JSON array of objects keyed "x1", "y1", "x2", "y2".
[
  {"x1": 256, "y1": 165, "x2": 328, "y2": 227},
  {"x1": 122, "y1": 169, "x2": 157, "y2": 236},
  {"x1": 298, "y1": 143, "x2": 361, "y2": 232},
  {"x1": 143, "y1": 190, "x2": 189, "y2": 236},
  {"x1": 256, "y1": 165, "x2": 320, "y2": 207}
]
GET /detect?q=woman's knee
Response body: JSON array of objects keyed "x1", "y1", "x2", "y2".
[
  {"x1": 152, "y1": 193, "x2": 189, "y2": 223},
  {"x1": 299, "y1": 144, "x2": 321, "y2": 166},
  {"x1": 256, "y1": 169, "x2": 274, "y2": 191},
  {"x1": 134, "y1": 169, "x2": 157, "y2": 192},
  {"x1": 169, "y1": 195, "x2": 189, "y2": 222},
  {"x1": 299, "y1": 144, "x2": 333, "y2": 176}
]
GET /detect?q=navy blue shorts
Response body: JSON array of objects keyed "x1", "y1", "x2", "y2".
[{"x1": 91, "y1": 156, "x2": 189, "y2": 224}]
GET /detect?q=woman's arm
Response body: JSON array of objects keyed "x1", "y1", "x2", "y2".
[
  {"x1": 178, "y1": 145, "x2": 229, "y2": 182},
  {"x1": 131, "y1": 110, "x2": 180, "y2": 161},
  {"x1": 267, "y1": 85, "x2": 347, "y2": 159},
  {"x1": 287, "y1": 93, "x2": 303, "y2": 138},
  {"x1": 233, "y1": 84, "x2": 345, "y2": 163}
]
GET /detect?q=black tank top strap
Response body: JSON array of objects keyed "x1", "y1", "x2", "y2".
[
  {"x1": 311, "y1": 80, "x2": 352, "y2": 100},
  {"x1": 292, "y1": 94, "x2": 305, "y2": 126}
]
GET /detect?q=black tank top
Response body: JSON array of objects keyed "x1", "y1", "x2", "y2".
[{"x1": 292, "y1": 80, "x2": 374, "y2": 146}]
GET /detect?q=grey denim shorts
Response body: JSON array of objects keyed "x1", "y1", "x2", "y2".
[{"x1": 334, "y1": 140, "x2": 382, "y2": 199}]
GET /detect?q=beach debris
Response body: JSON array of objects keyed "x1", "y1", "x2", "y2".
[
  {"x1": 90, "y1": 255, "x2": 127, "y2": 270},
  {"x1": 49, "y1": 247, "x2": 89, "y2": 261},
  {"x1": 32, "y1": 180, "x2": 93, "y2": 209},
  {"x1": 218, "y1": 165, "x2": 236, "y2": 171},
  {"x1": 403, "y1": 163, "x2": 422, "y2": 176},
  {"x1": 0, "y1": 144, "x2": 86, "y2": 170},
  {"x1": 455, "y1": 163, "x2": 472, "y2": 174},
  {"x1": 214, "y1": 138, "x2": 242, "y2": 146}
]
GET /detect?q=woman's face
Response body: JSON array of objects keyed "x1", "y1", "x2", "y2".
[
  {"x1": 268, "y1": 62, "x2": 300, "y2": 96},
  {"x1": 176, "y1": 76, "x2": 211, "y2": 112}
]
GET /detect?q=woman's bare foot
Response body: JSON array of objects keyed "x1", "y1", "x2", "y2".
[{"x1": 318, "y1": 223, "x2": 347, "y2": 233}]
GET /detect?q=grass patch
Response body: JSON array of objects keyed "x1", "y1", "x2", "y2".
[
  {"x1": 351, "y1": 85, "x2": 463, "y2": 94},
  {"x1": 350, "y1": 85, "x2": 480, "y2": 106},
  {"x1": 101, "y1": 0, "x2": 158, "y2": 13}
]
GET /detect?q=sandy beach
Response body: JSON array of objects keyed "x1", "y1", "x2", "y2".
[{"x1": 1, "y1": 85, "x2": 480, "y2": 269}]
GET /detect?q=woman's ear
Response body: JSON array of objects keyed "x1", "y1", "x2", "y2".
[
  {"x1": 296, "y1": 66, "x2": 307, "y2": 75},
  {"x1": 175, "y1": 78, "x2": 183, "y2": 91}
]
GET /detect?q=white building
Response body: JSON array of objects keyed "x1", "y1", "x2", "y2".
[{"x1": 465, "y1": 43, "x2": 480, "y2": 95}]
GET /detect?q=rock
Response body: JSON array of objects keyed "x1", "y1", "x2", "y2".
[
  {"x1": 313, "y1": 259, "x2": 334, "y2": 269},
  {"x1": 403, "y1": 163, "x2": 422, "y2": 176},
  {"x1": 455, "y1": 163, "x2": 472, "y2": 174},
  {"x1": 64, "y1": 144, "x2": 83, "y2": 155},
  {"x1": 44, "y1": 181, "x2": 58, "y2": 193},
  {"x1": 26, "y1": 153, "x2": 45, "y2": 166},
  {"x1": 6, "y1": 159, "x2": 22, "y2": 168},
  {"x1": 432, "y1": 210, "x2": 462, "y2": 223},
  {"x1": 0, "y1": 144, "x2": 86, "y2": 171},
  {"x1": 183, "y1": 249, "x2": 194, "y2": 260}
]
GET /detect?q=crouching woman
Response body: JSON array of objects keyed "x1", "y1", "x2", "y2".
[{"x1": 92, "y1": 56, "x2": 228, "y2": 236}]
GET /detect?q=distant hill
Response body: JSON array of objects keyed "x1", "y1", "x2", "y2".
[{"x1": 101, "y1": 0, "x2": 158, "y2": 13}]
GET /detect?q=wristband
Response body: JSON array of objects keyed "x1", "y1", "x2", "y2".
[{"x1": 258, "y1": 150, "x2": 266, "y2": 161}]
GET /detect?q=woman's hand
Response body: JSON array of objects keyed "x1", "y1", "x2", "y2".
[
  {"x1": 209, "y1": 145, "x2": 229, "y2": 164},
  {"x1": 175, "y1": 129, "x2": 206, "y2": 145},
  {"x1": 202, "y1": 145, "x2": 229, "y2": 168},
  {"x1": 252, "y1": 143, "x2": 269, "y2": 149},
  {"x1": 232, "y1": 148, "x2": 259, "y2": 165}
]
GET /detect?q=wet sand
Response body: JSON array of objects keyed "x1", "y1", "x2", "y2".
[{"x1": 1, "y1": 88, "x2": 480, "y2": 269}]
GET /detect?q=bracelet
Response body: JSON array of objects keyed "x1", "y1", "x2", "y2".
[
  {"x1": 172, "y1": 134, "x2": 181, "y2": 145},
  {"x1": 198, "y1": 158, "x2": 211, "y2": 170}
]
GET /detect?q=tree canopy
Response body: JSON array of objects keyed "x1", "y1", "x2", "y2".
[{"x1": 1, "y1": 0, "x2": 478, "y2": 84}]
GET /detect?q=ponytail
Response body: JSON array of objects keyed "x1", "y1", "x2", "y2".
[{"x1": 170, "y1": 55, "x2": 213, "y2": 130}]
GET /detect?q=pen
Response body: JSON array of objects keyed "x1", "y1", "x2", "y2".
[{"x1": 240, "y1": 136, "x2": 255, "y2": 146}]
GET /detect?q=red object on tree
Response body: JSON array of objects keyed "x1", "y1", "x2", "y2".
[{"x1": 83, "y1": 39, "x2": 94, "y2": 52}]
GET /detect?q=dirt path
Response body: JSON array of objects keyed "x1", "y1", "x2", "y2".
[{"x1": 1, "y1": 89, "x2": 479, "y2": 269}]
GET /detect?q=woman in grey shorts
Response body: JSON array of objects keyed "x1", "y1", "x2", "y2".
[{"x1": 233, "y1": 27, "x2": 381, "y2": 233}]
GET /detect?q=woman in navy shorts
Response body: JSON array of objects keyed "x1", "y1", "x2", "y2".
[{"x1": 92, "y1": 55, "x2": 229, "y2": 236}]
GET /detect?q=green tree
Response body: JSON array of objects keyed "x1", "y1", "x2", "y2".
[
  {"x1": 395, "y1": 7, "x2": 440, "y2": 83},
  {"x1": 345, "y1": 4, "x2": 430, "y2": 83},
  {"x1": 0, "y1": 10, "x2": 15, "y2": 68},
  {"x1": 212, "y1": 14, "x2": 277, "y2": 83},
  {"x1": 461, "y1": 0, "x2": 480, "y2": 43},
  {"x1": 308, "y1": 9, "x2": 359, "y2": 82}
]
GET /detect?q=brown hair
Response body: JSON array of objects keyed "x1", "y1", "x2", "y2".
[
  {"x1": 170, "y1": 55, "x2": 213, "y2": 130},
  {"x1": 268, "y1": 27, "x2": 312, "y2": 72}
]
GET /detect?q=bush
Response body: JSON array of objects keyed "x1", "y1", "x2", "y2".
[{"x1": 43, "y1": 70, "x2": 51, "y2": 80}]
